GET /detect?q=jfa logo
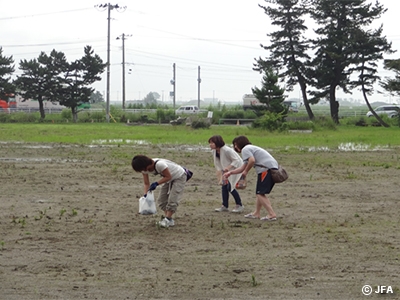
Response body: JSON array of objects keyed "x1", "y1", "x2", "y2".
[{"x1": 362, "y1": 285, "x2": 394, "y2": 295}]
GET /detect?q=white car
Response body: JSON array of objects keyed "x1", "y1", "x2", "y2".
[
  {"x1": 366, "y1": 105, "x2": 400, "y2": 118},
  {"x1": 175, "y1": 105, "x2": 199, "y2": 115}
]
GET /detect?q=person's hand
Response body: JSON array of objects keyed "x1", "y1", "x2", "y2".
[
  {"x1": 225, "y1": 171, "x2": 231, "y2": 178},
  {"x1": 149, "y1": 182, "x2": 159, "y2": 191}
]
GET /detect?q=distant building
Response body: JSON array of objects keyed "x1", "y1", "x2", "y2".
[{"x1": 14, "y1": 94, "x2": 65, "y2": 109}]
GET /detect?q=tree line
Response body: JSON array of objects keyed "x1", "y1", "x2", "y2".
[
  {"x1": 2, "y1": 0, "x2": 400, "y2": 125},
  {"x1": 253, "y1": 0, "x2": 400, "y2": 126},
  {"x1": 0, "y1": 46, "x2": 105, "y2": 122}
]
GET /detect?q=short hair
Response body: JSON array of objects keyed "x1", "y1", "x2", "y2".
[
  {"x1": 208, "y1": 135, "x2": 225, "y2": 148},
  {"x1": 232, "y1": 135, "x2": 251, "y2": 151},
  {"x1": 131, "y1": 155, "x2": 153, "y2": 172}
]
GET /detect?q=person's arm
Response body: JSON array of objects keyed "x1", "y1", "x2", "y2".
[
  {"x1": 142, "y1": 173, "x2": 150, "y2": 195},
  {"x1": 158, "y1": 167, "x2": 172, "y2": 184},
  {"x1": 222, "y1": 150, "x2": 241, "y2": 173},
  {"x1": 225, "y1": 156, "x2": 255, "y2": 178},
  {"x1": 148, "y1": 164, "x2": 173, "y2": 192},
  {"x1": 224, "y1": 163, "x2": 246, "y2": 177}
]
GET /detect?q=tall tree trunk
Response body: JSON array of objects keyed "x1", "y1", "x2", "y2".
[
  {"x1": 362, "y1": 82, "x2": 389, "y2": 127},
  {"x1": 299, "y1": 82, "x2": 314, "y2": 120},
  {"x1": 329, "y1": 87, "x2": 339, "y2": 124},
  {"x1": 72, "y1": 107, "x2": 78, "y2": 123},
  {"x1": 38, "y1": 97, "x2": 45, "y2": 120}
]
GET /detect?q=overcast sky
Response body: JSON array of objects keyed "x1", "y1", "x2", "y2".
[{"x1": 2, "y1": 0, "x2": 400, "y2": 105}]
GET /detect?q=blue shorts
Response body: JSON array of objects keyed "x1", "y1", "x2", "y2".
[{"x1": 256, "y1": 170, "x2": 275, "y2": 194}]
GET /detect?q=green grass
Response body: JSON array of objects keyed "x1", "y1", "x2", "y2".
[{"x1": 0, "y1": 123, "x2": 399, "y2": 149}]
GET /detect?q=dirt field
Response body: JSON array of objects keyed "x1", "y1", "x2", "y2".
[{"x1": 0, "y1": 141, "x2": 399, "y2": 300}]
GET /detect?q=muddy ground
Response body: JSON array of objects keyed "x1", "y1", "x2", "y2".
[{"x1": 0, "y1": 142, "x2": 399, "y2": 300}]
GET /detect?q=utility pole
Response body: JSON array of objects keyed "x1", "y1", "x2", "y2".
[
  {"x1": 117, "y1": 33, "x2": 131, "y2": 110},
  {"x1": 197, "y1": 66, "x2": 201, "y2": 109},
  {"x1": 170, "y1": 63, "x2": 176, "y2": 109},
  {"x1": 95, "y1": 3, "x2": 127, "y2": 122}
]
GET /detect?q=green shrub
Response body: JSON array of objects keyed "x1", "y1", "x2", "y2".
[
  {"x1": 61, "y1": 109, "x2": 72, "y2": 121},
  {"x1": 90, "y1": 111, "x2": 106, "y2": 122},
  {"x1": 395, "y1": 115, "x2": 400, "y2": 127},
  {"x1": 286, "y1": 121, "x2": 316, "y2": 131},
  {"x1": 314, "y1": 117, "x2": 337, "y2": 130},
  {"x1": 244, "y1": 110, "x2": 257, "y2": 119},
  {"x1": 0, "y1": 113, "x2": 11, "y2": 123},
  {"x1": 252, "y1": 111, "x2": 285, "y2": 131},
  {"x1": 191, "y1": 119, "x2": 211, "y2": 129},
  {"x1": 222, "y1": 110, "x2": 245, "y2": 119},
  {"x1": 77, "y1": 112, "x2": 95, "y2": 123}
]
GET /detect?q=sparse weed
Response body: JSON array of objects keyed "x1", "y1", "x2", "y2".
[
  {"x1": 345, "y1": 170, "x2": 357, "y2": 179},
  {"x1": 34, "y1": 209, "x2": 47, "y2": 221},
  {"x1": 251, "y1": 274, "x2": 258, "y2": 287},
  {"x1": 18, "y1": 218, "x2": 26, "y2": 228},
  {"x1": 60, "y1": 208, "x2": 67, "y2": 217}
]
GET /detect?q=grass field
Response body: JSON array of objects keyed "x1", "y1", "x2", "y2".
[{"x1": 0, "y1": 123, "x2": 400, "y2": 150}]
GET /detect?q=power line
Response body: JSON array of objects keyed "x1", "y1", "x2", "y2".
[
  {"x1": 3, "y1": 39, "x2": 104, "y2": 48},
  {"x1": 0, "y1": 7, "x2": 93, "y2": 21}
]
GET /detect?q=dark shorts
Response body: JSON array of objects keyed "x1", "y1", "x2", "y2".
[{"x1": 256, "y1": 170, "x2": 275, "y2": 194}]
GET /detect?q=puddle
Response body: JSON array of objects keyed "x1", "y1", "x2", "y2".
[
  {"x1": 338, "y1": 143, "x2": 372, "y2": 151},
  {"x1": 0, "y1": 157, "x2": 91, "y2": 163},
  {"x1": 0, "y1": 141, "x2": 395, "y2": 156},
  {"x1": 303, "y1": 143, "x2": 391, "y2": 152},
  {"x1": 91, "y1": 139, "x2": 150, "y2": 145},
  {"x1": 165, "y1": 144, "x2": 211, "y2": 152}
]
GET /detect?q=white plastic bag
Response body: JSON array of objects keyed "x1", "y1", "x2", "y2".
[{"x1": 139, "y1": 191, "x2": 157, "y2": 215}]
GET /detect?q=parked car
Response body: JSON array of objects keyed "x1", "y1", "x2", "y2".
[
  {"x1": 175, "y1": 105, "x2": 199, "y2": 115},
  {"x1": 366, "y1": 105, "x2": 400, "y2": 118}
]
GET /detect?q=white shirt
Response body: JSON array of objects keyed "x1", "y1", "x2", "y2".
[{"x1": 146, "y1": 158, "x2": 185, "y2": 182}]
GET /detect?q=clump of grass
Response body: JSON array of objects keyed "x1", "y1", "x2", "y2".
[
  {"x1": 60, "y1": 208, "x2": 67, "y2": 217},
  {"x1": 345, "y1": 171, "x2": 357, "y2": 179},
  {"x1": 220, "y1": 220, "x2": 225, "y2": 229},
  {"x1": 251, "y1": 274, "x2": 258, "y2": 287}
]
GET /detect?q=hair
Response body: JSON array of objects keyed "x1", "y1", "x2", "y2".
[
  {"x1": 131, "y1": 155, "x2": 153, "y2": 172},
  {"x1": 232, "y1": 135, "x2": 251, "y2": 151},
  {"x1": 208, "y1": 135, "x2": 225, "y2": 148}
]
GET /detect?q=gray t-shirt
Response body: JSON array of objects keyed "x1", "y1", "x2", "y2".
[{"x1": 241, "y1": 145, "x2": 278, "y2": 174}]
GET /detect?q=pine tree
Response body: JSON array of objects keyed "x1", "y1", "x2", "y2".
[
  {"x1": 255, "y1": 0, "x2": 314, "y2": 119},
  {"x1": 0, "y1": 47, "x2": 15, "y2": 99},
  {"x1": 309, "y1": 0, "x2": 389, "y2": 123},
  {"x1": 251, "y1": 67, "x2": 286, "y2": 116}
]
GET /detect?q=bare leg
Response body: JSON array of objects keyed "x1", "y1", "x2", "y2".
[
  {"x1": 256, "y1": 194, "x2": 276, "y2": 218},
  {"x1": 165, "y1": 210, "x2": 174, "y2": 218}
]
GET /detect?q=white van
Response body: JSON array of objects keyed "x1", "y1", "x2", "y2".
[
  {"x1": 175, "y1": 105, "x2": 199, "y2": 115},
  {"x1": 366, "y1": 105, "x2": 400, "y2": 118}
]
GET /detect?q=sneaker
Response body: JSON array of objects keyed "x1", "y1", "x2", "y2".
[
  {"x1": 232, "y1": 205, "x2": 244, "y2": 213},
  {"x1": 215, "y1": 206, "x2": 229, "y2": 212},
  {"x1": 158, "y1": 217, "x2": 175, "y2": 228}
]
